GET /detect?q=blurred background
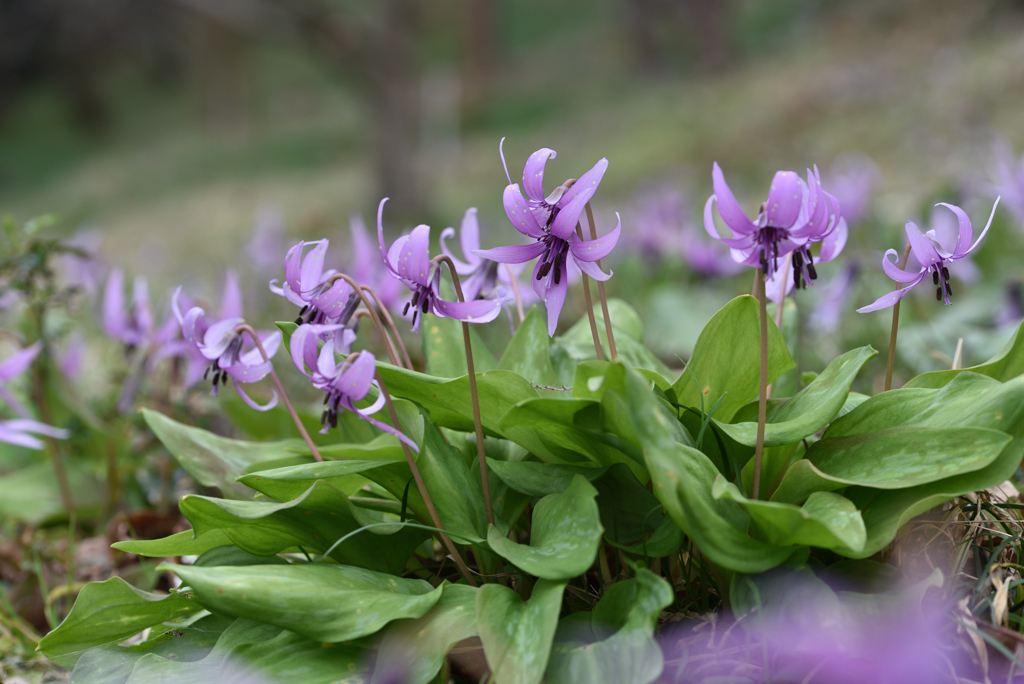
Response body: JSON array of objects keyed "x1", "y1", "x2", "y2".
[{"x1": 2, "y1": 0, "x2": 1024, "y2": 376}]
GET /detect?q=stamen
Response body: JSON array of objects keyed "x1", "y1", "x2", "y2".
[
  {"x1": 806, "y1": 261, "x2": 817, "y2": 280},
  {"x1": 537, "y1": 261, "x2": 552, "y2": 280},
  {"x1": 936, "y1": 287, "x2": 942, "y2": 301},
  {"x1": 932, "y1": 270, "x2": 939, "y2": 285},
  {"x1": 942, "y1": 266, "x2": 950, "y2": 280},
  {"x1": 403, "y1": 302, "x2": 410, "y2": 315},
  {"x1": 945, "y1": 281, "x2": 952, "y2": 296},
  {"x1": 553, "y1": 262, "x2": 562, "y2": 285}
]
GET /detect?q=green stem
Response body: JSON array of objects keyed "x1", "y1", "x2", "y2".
[
  {"x1": 575, "y1": 223, "x2": 605, "y2": 361},
  {"x1": 753, "y1": 268, "x2": 768, "y2": 500},
  {"x1": 884, "y1": 243, "x2": 913, "y2": 391},
  {"x1": 585, "y1": 202, "x2": 617, "y2": 359}
]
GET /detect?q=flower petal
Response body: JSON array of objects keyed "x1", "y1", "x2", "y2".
[
  {"x1": 223, "y1": 359, "x2": 273, "y2": 385},
  {"x1": 396, "y1": 225, "x2": 432, "y2": 287},
  {"x1": 711, "y1": 163, "x2": 756, "y2": 235},
  {"x1": 460, "y1": 208, "x2": 481, "y2": 257},
  {"x1": 569, "y1": 213, "x2": 620, "y2": 262},
  {"x1": 234, "y1": 382, "x2": 278, "y2": 411},
  {"x1": 856, "y1": 275, "x2": 925, "y2": 314},
  {"x1": 550, "y1": 158, "x2": 608, "y2": 240},
  {"x1": 338, "y1": 351, "x2": 376, "y2": 402},
  {"x1": 703, "y1": 196, "x2": 757, "y2": 248},
  {"x1": 543, "y1": 270, "x2": 569, "y2": 336},
  {"x1": 818, "y1": 218, "x2": 848, "y2": 264},
  {"x1": 935, "y1": 202, "x2": 973, "y2": 258},
  {"x1": 523, "y1": 148, "x2": 557, "y2": 201},
  {"x1": 504, "y1": 184, "x2": 546, "y2": 239},
  {"x1": 0, "y1": 341, "x2": 42, "y2": 383},
  {"x1": 765, "y1": 263, "x2": 796, "y2": 303},
  {"x1": 103, "y1": 270, "x2": 128, "y2": 342},
  {"x1": 439, "y1": 227, "x2": 475, "y2": 274},
  {"x1": 963, "y1": 197, "x2": 1000, "y2": 257},
  {"x1": 474, "y1": 242, "x2": 546, "y2": 264},
  {"x1": 905, "y1": 222, "x2": 942, "y2": 269},
  {"x1": 765, "y1": 170, "x2": 805, "y2": 229},
  {"x1": 200, "y1": 317, "x2": 244, "y2": 360},
  {"x1": 221, "y1": 270, "x2": 243, "y2": 320},
  {"x1": 433, "y1": 297, "x2": 503, "y2": 325},
  {"x1": 353, "y1": 409, "x2": 420, "y2": 453},
  {"x1": 574, "y1": 256, "x2": 612, "y2": 281},
  {"x1": 298, "y1": 240, "x2": 328, "y2": 294}
]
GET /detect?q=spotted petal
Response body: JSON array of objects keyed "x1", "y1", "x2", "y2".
[
  {"x1": 523, "y1": 148, "x2": 557, "y2": 202},
  {"x1": 543, "y1": 270, "x2": 569, "y2": 337},
  {"x1": 337, "y1": 351, "x2": 377, "y2": 403},
  {"x1": 504, "y1": 184, "x2": 546, "y2": 239},
  {"x1": 569, "y1": 212, "x2": 620, "y2": 263},
  {"x1": 550, "y1": 158, "x2": 609, "y2": 240},
  {"x1": 474, "y1": 241, "x2": 546, "y2": 265},
  {"x1": 905, "y1": 222, "x2": 942, "y2": 269},
  {"x1": 765, "y1": 170, "x2": 805, "y2": 229},
  {"x1": 704, "y1": 196, "x2": 758, "y2": 249},
  {"x1": 711, "y1": 163, "x2": 756, "y2": 235},
  {"x1": 818, "y1": 218, "x2": 848, "y2": 264}
]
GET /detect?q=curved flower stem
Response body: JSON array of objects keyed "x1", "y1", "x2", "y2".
[
  {"x1": 753, "y1": 268, "x2": 768, "y2": 501},
  {"x1": 575, "y1": 223, "x2": 605, "y2": 362},
  {"x1": 361, "y1": 284, "x2": 413, "y2": 370},
  {"x1": 506, "y1": 264, "x2": 525, "y2": 324},
  {"x1": 235, "y1": 324, "x2": 324, "y2": 463},
  {"x1": 767, "y1": 252, "x2": 793, "y2": 401},
  {"x1": 355, "y1": 309, "x2": 402, "y2": 370},
  {"x1": 325, "y1": 274, "x2": 401, "y2": 367},
  {"x1": 375, "y1": 370, "x2": 478, "y2": 587},
  {"x1": 884, "y1": 243, "x2": 913, "y2": 391},
  {"x1": 585, "y1": 202, "x2": 617, "y2": 359},
  {"x1": 432, "y1": 255, "x2": 495, "y2": 527}
]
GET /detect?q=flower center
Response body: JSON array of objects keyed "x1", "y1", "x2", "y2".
[
  {"x1": 535, "y1": 235, "x2": 570, "y2": 285},
  {"x1": 202, "y1": 334, "x2": 243, "y2": 393},
  {"x1": 756, "y1": 226, "x2": 790, "y2": 279},
  {"x1": 791, "y1": 247, "x2": 818, "y2": 290},
  {"x1": 931, "y1": 263, "x2": 952, "y2": 304}
]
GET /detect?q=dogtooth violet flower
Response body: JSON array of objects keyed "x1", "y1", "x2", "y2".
[
  {"x1": 102, "y1": 269, "x2": 180, "y2": 351},
  {"x1": 474, "y1": 142, "x2": 622, "y2": 336},
  {"x1": 290, "y1": 324, "x2": 417, "y2": 450},
  {"x1": 766, "y1": 217, "x2": 848, "y2": 302},
  {"x1": 377, "y1": 199, "x2": 503, "y2": 332},
  {"x1": 348, "y1": 214, "x2": 403, "y2": 310},
  {"x1": 440, "y1": 207, "x2": 531, "y2": 304},
  {"x1": 704, "y1": 163, "x2": 841, "y2": 288},
  {"x1": 857, "y1": 198, "x2": 1000, "y2": 313},
  {"x1": 173, "y1": 271, "x2": 281, "y2": 410},
  {"x1": 0, "y1": 342, "x2": 69, "y2": 449}
]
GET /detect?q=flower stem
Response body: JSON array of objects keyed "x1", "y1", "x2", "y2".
[
  {"x1": 585, "y1": 202, "x2": 617, "y2": 359},
  {"x1": 952, "y1": 338, "x2": 964, "y2": 370},
  {"x1": 361, "y1": 284, "x2": 413, "y2": 369},
  {"x1": 235, "y1": 324, "x2": 324, "y2": 463},
  {"x1": 753, "y1": 268, "x2": 768, "y2": 501},
  {"x1": 884, "y1": 243, "x2": 913, "y2": 391},
  {"x1": 326, "y1": 274, "x2": 402, "y2": 367},
  {"x1": 575, "y1": 223, "x2": 605, "y2": 361},
  {"x1": 767, "y1": 252, "x2": 793, "y2": 401},
  {"x1": 375, "y1": 371, "x2": 478, "y2": 587},
  {"x1": 432, "y1": 255, "x2": 495, "y2": 527},
  {"x1": 506, "y1": 264, "x2": 525, "y2": 324}
]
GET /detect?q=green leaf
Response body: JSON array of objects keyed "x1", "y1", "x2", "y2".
[
  {"x1": 179, "y1": 481, "x2": 425, "y2": 574},
  {"x1": 39, "y1": 577, "x2": 200, "y2": 668},
  {"x1": 557, "y1": 300, "x2": 672, "y2": 377},
  {"x1": 240, "y1": 459, "x2": 406, "y2": 502},
  {"x1": 498, "y1": 305, "x2": 559, "y2": 386},
  {"x1": 160, "y1": 562, "x2": 444, "y2": 643},
  {"x1": 142, "y1": 409, "x2": 300, "y2": 499},
  {"x1": 488, "y1": 459, "x2": 608, "y2": 498},
  {"x1": 422, "y1": 314, "x2": 496, "y2": 378},
  {"x1": 372, "y1": 583, "x2": 478, "y2": 684},
  {"x1": 670, "y1": 295, "x2": 795, "y2": 422},
  {"x1": 547, "y1": 567, "x2": 673, "y2": 684},
  {"x1": 476, "y1": 579, "x2": 567, "y2": 684},
  {"x1": 592, "y1": 464, "x2": 667, "y2": 548},
  {"x1": 112, "y1": 529, "x2": 232, "y2": 558},
  {"x1": 905, "y1": 319, "x2": 1024, "y2": 388},
  {"x1": 713, "y1": 346, "x2": 876, "y2": 447},
  {"x1": 0, "y1": 461, "x2": 103, "y2": 525},
  {"x1": 487, "y1": 475, "x2": 603, "y2": 580},
  {"x1": 713, "y1": 478, "x2": 866, "y2": 551},
  {"x1": 417, "y1": 420, "x2": 488, "y2": 543}
]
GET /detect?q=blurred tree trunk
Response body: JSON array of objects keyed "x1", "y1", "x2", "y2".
[{"x1": 459, "y1": 0, "x2": 496, "y2": 129}]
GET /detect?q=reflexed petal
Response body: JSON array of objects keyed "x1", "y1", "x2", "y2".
[
  {"x1": 338, "y1": 351, "x2": 376, "y2": 402},
  {"x1": 396, "y1": 225, "x2": 431, "y2": 286},
  {"x1": 0, "y1": 341, "x2": 42, "y2": 383},
  {"x1": 221, "y1": 271, "x2": 243, "y2": 320},
  {"x1": 311, "y1": 280, "x2": 354, "y2": 319},
  {"x1": 284, "y1": 242, "x2": 305, "y2": 294},
  {"x1": 962, "y1": 197, "x2": 1000, "y2": 257},
  {"x1": 317, "y1": 338, "x2": 339, "y2": 377},
  {"x1": 549, "y1": 158, "x2": 608, "y2": 240},
  {"x1": 298, "y1": 240, "x2": 328, "y2": 293},
  {"x1": 238, "y1": 330, "x2": 281, "y2": 367},
  {"x1": 199, "y1": 317, "x2": 244, "y2": 359},
  {"x1": 765, "y1": 170, "x2": 805, "y2": 229},
  {"x1": 234, "y1": 382, "x2": 278, "y2": 412},
  {"x1": 132, "y1": 278, "x2": 154, "y2": 336},
  {"x1": 461, "y1": 208, "x2": 481, "y2": 258},
  {"x1": 731, "y1": 247, "x2": 761, "y2": 267},
  {"x1": 4, "y1": 419, "x2": 69, "y2": 440},
  {"x1": 474, "y1": 242, "x2": 546, "y2": 264},
  {"x1": 856, "y1": 275, "x2": 925, "y2": 313},
  {"x1": 711, "y1": 163, "x2": 756, "y2": 235},
  {"x1": 543, "y1": 271, "x2": 569, "y2": 336},
  {"x1": 353, "y1": 409, "x2": 419, "y2": 452},
  {"x1": 103, "y1": 270, "x2": 128, "y2": 341},
  {"x1": 289, "y1": 324, "x2": 329, "y2": 376},
  {"x1": 704, "y1": 196, "x2": 758, "y2": 249},
  {"x1": 180, "y1": 306, "x2": 207, "y2": 348},
  {"x1": 433, "y1": 297, "x2": 503, "y2": 324},
  {"x1": 569, "y1": 213, "x2": 620, "y2": 262},
  {"x1": 523, "y1": 148, "x2": 557, "y2": 201},
  {"x1": 439, "y1": 227, "x2": 475, "y2": 273},
  {"x1": 819, "y1": 218, "x2": 848, "y2": 263},
  {"x1": 223, "y1": 360, "x2": 273, "y2": 385},
  {"x1": 935, "y1": 203, "x2": 973, "y2": 258},
  {"x1": 574, "y1": 256, "x2": 611, "y2": 281},
  {"x1": 905, "y1": 222, "x2": 941, "y2": 268},
  {"x1": 376, "y1": 198, "x2": 397, "y2": 277},
  {"x1": 504, "y1": 184, "x2": 545, "y2": 238}
]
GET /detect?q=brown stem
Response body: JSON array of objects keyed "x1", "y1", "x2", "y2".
[
  {"x1": 753, "y1": 268, "x2": 768, "y2": 501},
  {"x1": 33, "y1": 360, "x2": 74, "y2": 516},
  {"x1": 355, "y1": 309, "x2": 402, "y2": 370},
  {"x1": 884, "y1": 243, "x2": 913, "y2": 391},
  {"x1": 766, "y1": 252, "x2": 793, "y2": 401},
  {"x1": 361, "y1": 284, "x2": 413, "y2": 369},
  {"x1": 234, "y1": 325, "x2": 324, "y2": 463},
  {"x1": 375, "y1": 371, "x2": 478, "y2": 587},
  {"x1": 324, "y1": 274, "x2": 401, "y2": 367},
  {"x1": 584, "y1": 203, "x2": 617, "y2": 359},
  {"x1": 432, "y1": 255, "x2": 495, "y2": 527},
  {"x1": 575, "y1": 223, "x2": 605, "y2": 361},
  {"x1": 506, "y1": 264, "x2": 525, "y2": 324}
]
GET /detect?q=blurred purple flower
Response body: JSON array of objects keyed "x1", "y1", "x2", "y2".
[
  {"x1": 811, "y1": 262, "x2": 860, "y2": 334},
  {"x1": 475, "y1": 141, "x2": 622, "y2": 336},
  {"x1": 57, "y1": 333, "x2": 86, "y2": 384},
  {"x1": 173, "y1": 271, "x2": 281, "y2": 411},
  {"x1": 990, "y1": 143, "x2": 1024, "y2": 228},
  {"x1": 377, "y1": 199, "x2": 503, "y2": 333},
  {"x1": 857, "y1": 199, "x2": 999, "y2": 313},
  {"x1": 917, "y1": 205, "x2": 980, "y2": 284},
  {"x1": 290, "y1": 324, "x2": 417, "y2": 450},
  {"x1": 349, "y1": 214, "x2": 403, "y2": 310},
  {"x1": 995, "y1": 282, "x2": 1023, "y2": 328},
  {"x1": 0, "y1": 419, "x2": 69, "y2": 450},
  {"x1": 245, "y1": 206, "x2": 288, "y2": 271},
  {"x1": 58, "y1": 228, "x2": 103, "y2": 301},
  {"x1": 0, "y1": 341, "x2": 42, "y2": 419},
  {"x1": 0, "y1": 342, "x2": 69, "y2": 449},
  {"x1": 826, "y1": 155, "x2": 878, "y2": 226}
]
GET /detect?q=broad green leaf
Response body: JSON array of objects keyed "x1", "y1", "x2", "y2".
[
  {"x1": 547, "y1": 567, "x2": 673, "y2": 684},
  {"x1": 161, "y1": 562, "x2": 444, "y2": 643},
  {"x1": 179, "y1": 480, "x2": 425, "y2": 574},
  {"x1": 498, "y1": 305, "x2": 559, "y2": 386},
  {"x1": 221, "y1": 396, "x2": 339, "y2": 446},
  {"x1": 713, "y1": 346, "x2": 876, "y2": 447},
  {"x1": 112, "y1": 529, "x2": 231, "y2": 558},
  {"x1": 417, "y1": 420, "x2": 488, "y2": 543},
  {"x1": 905, "y1": 319, "x2": 1024, "y2": 388},
  {"x1": 487, "y1": 475, "x2": 603, "y2": 580},
  {"x1": 670, "y1": 295, "x2": 795, "y2": 422},
  {"x1": 713, "y1": 478, "x2": 866, "y2": 552},
  {"x1": 240, "y1": 459, "x2": 407, "y2": 502},
  {"x1": 371, "y1": 583, "x2": 478, "y2": 684},
  {"x1": 142, "y1": 409, "x2": 300, "y2": 499},
  {"x1": 423, "y1": 314, "x2": 496, "y2": 378},
  {"x1": 0, "y1": 460, "x2": 103, "y2": 525},
  {"x1": 192, "y1": 545, "x2": 290, "y2": 567},
  {"x1": 476, "y1": 579, "x2": 567, "y2": 684},
  {"x1": 39, "y1": 577, "x2": 200, "y2": 667},
  {"x1": 592, "y1": 464, "x2": 667, "y2": 548},
  {"x1": 487, "y1": 459, "x2": 608, "y2": 498},
  {"x1": 558, "y1": 299, "x2": 671, "y2": 377}
]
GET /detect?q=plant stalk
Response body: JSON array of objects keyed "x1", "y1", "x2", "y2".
[
  {"x1": 585, "y1": 202, "x2": 617, "y2": 359},
  {"x1": 32, "y1": 358, "x2": 74, "y2": 516},
  {"x1": 235, "y1": 325, "x2": 324, "y2": 463},
  {"x1": 884, "y1": 243, "x2": 913, "y2": 391},
  {"x1": 433, "y1": 255, "x2": 495, "y2": 527},
  {"x1": 362, "y1": 284, "x2": 413, "y2": 369},
  {"x1": 376, "y1": 371, "x2": 478, "y2": 587},
  {"x1": 575, "y1": 223, "x2": 605, "y2": 361},
  {"x1": 753, "y1": 268, "x2": 768, "y2": 501},
  {"x1": 767, "y1": 252, "x2": 792, "y2": 401},
  {"x1": 326, "y1": 274, "x2": 402, "y2": 367}
]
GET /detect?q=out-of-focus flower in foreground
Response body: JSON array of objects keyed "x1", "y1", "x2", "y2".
[
  {"x1": 0, "y1": 342, "x2": 69, "y2": 449},
  {"x1": 827, "y1": 154, "x2": 878, "y2": 226},
  {"x1": 857, "y1": 199, "x2": 999, "y2": 313},
  {"x1": 348, "y1": 214, "x2": 403, "y2": 310}
]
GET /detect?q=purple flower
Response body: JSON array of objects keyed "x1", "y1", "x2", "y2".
[
  {"x1": 377, "y1": 199, "x2": 503, "y2": 332},
  {"x1": 990, "y1": 143, "x2": 1024, "y2": 228},
  {"x1": 245, "y1": 205, "x2": 288, "y2": 271},
  {"x1": 0, "y1": 342, "x2": 43, "y2": 419},
  {"x1": 475, "y1": 142, "x2": 622, "y2": 336},
  {"x1": 704, "y1": 163, "x2": 841, "y2": 287},
  {"x1": 290, "y1": 324, "x2": 417, "y2": 450},
  {"x1": 349, "y1": 214, "x2": 403, "y2": 310},
  {"x1": 173, "y1": 271, "x2": 281, "y2": 411},
  {"x1": 826, "y1": 155, "x2": 878, "y2": 226},
  {"x1": 0, "y1": 419, "x2": 69, "y2": 450},
  {"x1": 102, "y1": 269, "x2": 179, "y2": 350},
  {"x1": 0, "y1": 342, "x2": 69, "y2": 449},
  {"x1": 811, "y1": 262, "x2": 860, "y2": 334},
  {"x1": 857, "y1": 199, "x2": 1000, "y2": 313},
  {"x1": 766, "y1": 217, "x2": 848, "y2": 302},
  {"x1": 270, "y1": 240, "x2": 361, "y2": 352}
]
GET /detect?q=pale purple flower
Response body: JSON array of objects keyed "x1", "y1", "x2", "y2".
[
  {"x1": 0, "y1": 419, "x2": 69, "y2": 450},
  {"x1": 766, "y1": 217, "x2": 848, "y2": 302},
  {"x1": 102, "y1": 269, "x2": 179, "y2": 350},
  {"x1": 857, "y1": 199, "x2": 1000, "y2": 313},
  {"x1": 0, "y1": 342, "x2": 42, "y2": 419},
  {"x1": 377, "y1": 199, "x2": 503, "y2": 333},
  {"x1": 704, "y1": 163, "x2": 841, "y2": 287},
  {"x1": 245, "y1": 206, "x2": 288, "y2": 271},
  {"x1": 173, "y1": 271, "x2": 281, "y2": 411},
  {"x1": 349, "y1": 214, "x2": 403, "y2": 310},
  {"x1": 826, "y1": 154, "x2": 878, "y2": 226},
  {"x1": 57, "y1": 333, "x2": 86, "y2": 384},
  {"x1": 990, "y1": 143, "x2": 1024, "y2": 227},
  {"x1": 916, "y1": 206, "x2": 980, "y2": 284},
  {"x1": 290, "y1": 324, "x2": 417, "y2": 451},
  {"x1": 475, "y1": 141, "x2": 622, "y2": 336},
  {"x1": 0, "y1": 342, "x2": 68, "y2": 449},
  {"x1": 811, "y1": 262, "x2": 860, "y2": 334}
]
